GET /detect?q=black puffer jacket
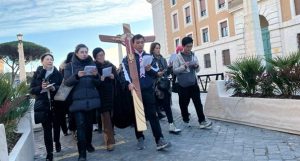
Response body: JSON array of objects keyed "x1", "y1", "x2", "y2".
[
  {"x1": 64, "y1": 55, "x2": 101, "y2": 112},
  {"x1": 95, "y1": 60, "x2": 117, "y2": 113},
  {"x1": 30, "y1": 66, "x2": 63, "y2": 112}
]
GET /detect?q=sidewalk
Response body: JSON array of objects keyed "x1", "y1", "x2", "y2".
[{"x1": 34, "y1": 94, "x2": 300, "y2": 161}]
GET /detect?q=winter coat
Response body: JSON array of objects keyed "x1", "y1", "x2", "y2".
[
  {"x1": 64, "y1": 55, "x2": 101, "y2": 112},
  {"x1": 120, "y1": 51, "x2": 157, "y2": 90},
  {"x1": 30, "y1": 66, "x2": 63, "y2": 123},
  {"x1": 95, "y1": 60, "x2": 117, "y2": 113}
]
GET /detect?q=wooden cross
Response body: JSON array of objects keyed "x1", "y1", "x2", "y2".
[{"x1": 99, "y1": 23, "x2": 155, "y2": 131}]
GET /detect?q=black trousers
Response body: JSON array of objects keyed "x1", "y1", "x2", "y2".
[
  {"x1": 156, "y1": 90, "x2": 174, "y2": 123},
  {"x1": 134, "y1": 88, "x2": 163, "y2": 144},
  {"x1": 74, "y1": 110, "x2": 94, "y2": 155},
  {"x1": 178, "y1": 83, "x2": 205, "y2": 123},
  {"x1": 41, "y1": 111, "x2": 60, "y2": 155},
  {"x1": 53, "y1": 106, "x2": 68, "y2": 134}
]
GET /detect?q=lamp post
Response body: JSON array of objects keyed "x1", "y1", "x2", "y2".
[{"x1": 17, "y1": 33, "x2": 26, "y2": 82}]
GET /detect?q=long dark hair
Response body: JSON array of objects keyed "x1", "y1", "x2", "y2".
[
  {"x1": 149, "y1": 42, "x2": 160, "y2": 55},
  {"x1": 65, "y1": 52, "x2": 74, "y2": 64}
]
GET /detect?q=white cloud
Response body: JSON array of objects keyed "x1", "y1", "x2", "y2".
[{"x1": 0, "y1": 0, "x2": 152, "y2": 36}]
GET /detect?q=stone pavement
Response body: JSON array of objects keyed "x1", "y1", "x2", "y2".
[{"x1": 34, "y1": 94, "x2": 300, "y2": 161}]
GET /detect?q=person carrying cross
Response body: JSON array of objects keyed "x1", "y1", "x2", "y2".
[{"x1": 120, "y1": 34, "x2": 171, "y2": 151}]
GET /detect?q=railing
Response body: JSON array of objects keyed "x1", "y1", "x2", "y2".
[{"x1": 197, "y1": 73, "x2": 224, "y2": 93}]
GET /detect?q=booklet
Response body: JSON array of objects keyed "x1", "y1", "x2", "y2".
[
  {"x1": 142, "y1": 55, "x2": 153, "y2": 67},
  {"x1": 84, "y1": 66, "x2": 96, "y2": 75},
  {"x1": 102, "y1": 66, "x2": 112, "y2": 77}
]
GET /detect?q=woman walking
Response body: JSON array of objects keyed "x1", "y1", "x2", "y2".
[
  {"x1": 93, "y1": 47, "x2": 116, "y2": 151},
  {"x1": 30, "y1": 53, "x2": 63, "y2": 161},
  {"x1": 64, "y1": 44, "x2": 101, "y2": 161}
]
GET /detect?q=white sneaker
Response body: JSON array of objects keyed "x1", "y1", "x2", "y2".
[
  {"x1": 169, "y1": 123, "x2": 181, "y2": 134},
  {"x1": 199, "y1": 120, "x2": 212, "y2": 129},
  {"x1": 93, "y1": 124, "x2": 98, "y2": 131}
]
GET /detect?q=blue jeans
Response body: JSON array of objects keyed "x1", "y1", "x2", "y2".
[{"x1": 74, "y1": 110, "x2": 94, "y2": 156}]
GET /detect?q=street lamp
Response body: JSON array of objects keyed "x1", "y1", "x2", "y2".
[{"x1": 17, "y1": 33, "x2": 26, "y2": 83}]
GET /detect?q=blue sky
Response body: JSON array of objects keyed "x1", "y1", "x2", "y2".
[{"x1": 0, "y1": 0, "x2": 154, "y2": 71}]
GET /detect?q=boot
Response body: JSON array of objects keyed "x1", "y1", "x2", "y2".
[
  {"x1": 55, "y1": 142, "x2": 61, "y2": 152},
  {"x1": 77, "y1": 142, "x2": 86, "y2": 161},
  {"x1": 46, "y1": 153, "x2": 53, "y2": 161}
]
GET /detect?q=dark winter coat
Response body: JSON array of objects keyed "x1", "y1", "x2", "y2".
[
  {"x1": 95, "y1": 60, "x2": 117, "y2": 113},
  {"x1": 121, "y1": 52, "x2": 157, "y2": 90},
  {"x1": 30, "y1": 66, "x2": 63, "y2": 123},
  {"x1": 64, "y1": 55, "x2": 101, "y2": 112}
]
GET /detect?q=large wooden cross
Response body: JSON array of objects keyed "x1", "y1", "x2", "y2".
[{"x1": 99, "y1": 23, "x2": 155, "y2": 131}]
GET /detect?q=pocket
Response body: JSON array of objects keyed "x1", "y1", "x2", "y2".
[{"x1": 34, "y1": 111, "x2": 48, "y2": 124}]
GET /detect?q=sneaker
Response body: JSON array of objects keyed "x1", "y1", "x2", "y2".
[
  {"x1": 199, "y1": 120, "x2": 213, "y2": 129},
  {"x1": 169, "y1": 123, "x2": 181, "y2": 134},
  {"x1": 86, "y1": 144, "x2": 95, "y2": 153},
  {"x1": 93, "y1": 124, "x2": 98, "y2": 131},
  {"x1": 55, "y1": 142, "x2": 61, "y2": 152},
  {"x1": 183, "y1": 121, "x2": 191, "y2": 127},
  {"x1": 136, "y1": 137, "x2": 145, "y2": 150},
  {"x1": 156, "y1": 138, "x2": 171, "y2": 151}
]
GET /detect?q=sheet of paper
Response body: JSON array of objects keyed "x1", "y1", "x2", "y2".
[
  {"x1": 84, "y1": 66, "x2": 96, "y2": 75},
  {"x1": 168, "y1": 53, "x2": 177, "y2": 64},
  {"x1": 102, "y1": 67, "x2": 112, "y2": 77},
  {"x1": 142, "y1": 55, "x2": 153, "y2": 67}
]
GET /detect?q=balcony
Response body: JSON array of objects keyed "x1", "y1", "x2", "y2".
[{"x1": 228, "y1": 0, "x2": 243, "y2": 13}]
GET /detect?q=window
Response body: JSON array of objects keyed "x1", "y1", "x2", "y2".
[
  {"x1": 199, "y1": 0, "x2": 207, "y2": 16},
  {"x1": 185, "y1": 6, "x2": 191, "y2": 24},
  {"x1": 295, "y1": 0, "x2": 300, "y2": 15},
  {"x1": 204, "y1": 54, "x2": 211, "y2": 68},
  {"x1": 175, "y1": 38, "x2": 180, "y2": 47},
  {"x1": 172, "y1": 13, "x2": 178, "y2": 30},
  {"x1": 171, "y1": 0, "x2": 176, "y2": 6},
  {"x1": 202, "y1": 28, "x2": 209, "y2": 43},
  {"x1": 297, "y1": 33, "x2": 300, "y2": 50},
  {"x1": 218, "y1": 0, "x2": 225, "y2": 9},
  {"x1": 220, "y1": 21, "x2": 228, "y2": 37},
  {"x1": 222, "y1": 49, "x2": 231, "y2": 65}
]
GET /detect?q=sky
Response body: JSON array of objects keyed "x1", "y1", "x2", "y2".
[{"x1": 0, "y1": 0, "x2": 154, "y2": 72}]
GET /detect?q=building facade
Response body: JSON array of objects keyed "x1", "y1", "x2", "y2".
[{"x1": 147, "y1": 0, "x2": 300, "y2": 75}]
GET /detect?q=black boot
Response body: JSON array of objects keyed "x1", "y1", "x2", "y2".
[
  {"x1": 86, "y1": 144, "x2": 95, "y2": 153},
  {"x1": 46, "y1": 153, "x2": 53, "y2": 161},
  {"x1": 77, "y1": 142, "x2": 86, "y2": 161},
  {"x1": 55, "y1": 142, "x2": 61, "y2": 152}
]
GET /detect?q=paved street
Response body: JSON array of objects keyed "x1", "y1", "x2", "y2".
[{"x1": 34, "y1": 94, "x2": 300, "y2": 161}]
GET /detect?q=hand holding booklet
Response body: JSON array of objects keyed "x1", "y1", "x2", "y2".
[
  {"x1": 142, "y1": 55, "x2": 153, "y2": 67},
  {"x1": 84, "y1": 66, "x2": 96, "y2": 75},
  {"x1": 102, "y1": 67, "x2": 112, "y2": 77}
]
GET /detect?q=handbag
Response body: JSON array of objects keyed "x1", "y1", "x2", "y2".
[
  {"x1": 54, "y1": 63, "x2": 74, "y2": 101},
  {"x1": 157, "y1": 76, "x2": 170, "y2": 91},
  {"x1": 54, "y1": 80, "x2": 73, "y2": 101}
]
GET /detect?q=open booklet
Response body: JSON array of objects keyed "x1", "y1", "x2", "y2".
[
  {"x1": 84, "y1": 66, "x2": 97, "y2": 75},
  {"x1": 40, "y1": 83, "x2": 55, "y2": 93},
  {"x1": 102, "y1": 66, "x2": 112, "y2": 77}
]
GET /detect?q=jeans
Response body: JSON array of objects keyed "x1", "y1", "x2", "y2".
[{"x1": 74, "y1": 110, "x2": 94, "y2": 156}]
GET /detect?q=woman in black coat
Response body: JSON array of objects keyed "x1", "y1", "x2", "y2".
[
  {"x1": 64, "y1": 44, "x2": 101, "y2": 161},
  {"x1": 30, "y1": 53, "x2": 63, "y2": 161},
  {"x1": 93, "y1": 47, "x2": 116, "y2": 151}
]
